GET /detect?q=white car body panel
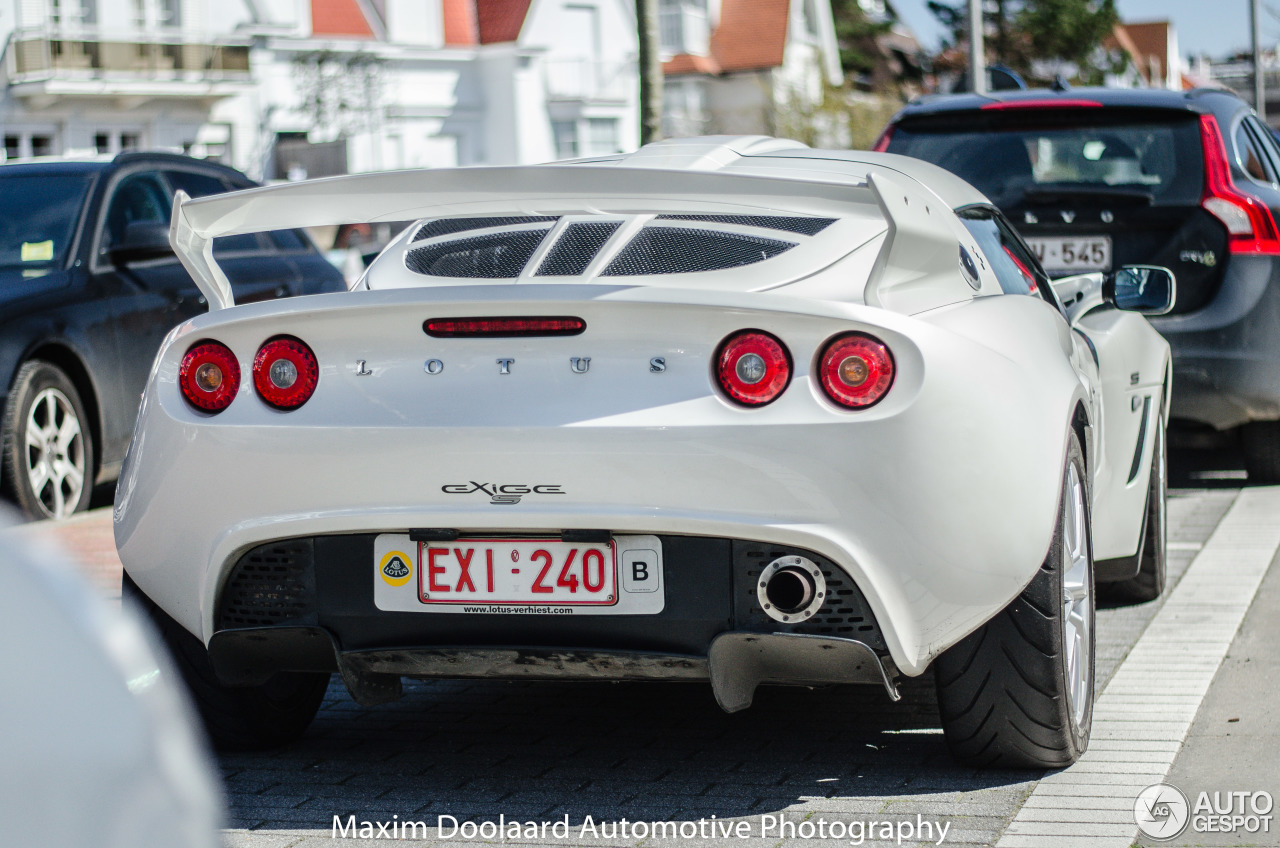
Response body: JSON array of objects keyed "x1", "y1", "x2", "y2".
[{"x1": 120, "y1": 137, "x2": 1167, "y2": 686}]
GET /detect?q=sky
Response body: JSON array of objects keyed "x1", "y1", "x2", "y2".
[{"x1": 891, "y1": 0, "x2": 1264, "y2": 62}]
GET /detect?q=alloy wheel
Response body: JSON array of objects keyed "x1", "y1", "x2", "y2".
[{"x1": 23, "y1": 387, "x2": 86, "y2": 520}]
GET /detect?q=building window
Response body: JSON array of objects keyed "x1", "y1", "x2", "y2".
[
  {"x1": 94, "y1": 130, "x2": 143, "y2": 156},
  {"x1": 3, "y1": 133, "x2": 57, "y2": 160},
  {"x1": 553, "y1": 121, "x2": 578, "y2": 159},
  {"x1": 659, "y1": 0, "x2": 709, "y2": 56},
  {"x1": 585, "y1": 118, "x2": 619, "y2": 156},
  {"x1": 133, "y1": 0, "x2": 180, "y2": 29},
  {"x1": 50, "y1": 0, "x2": 95, "y2": 28}
]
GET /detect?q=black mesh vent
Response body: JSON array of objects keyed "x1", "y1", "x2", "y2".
[
  {"x1": 536, "y1": 221, "x2": 621, "y2": 276},
  {"x1": 217, "y1": 540, "x2": 316, "y2": 629},
  {"x1": 731, "y1": 541, "x2": 885, "y2": 651},
  {"x1": 656, "y1": 214, "x2": 836, "y2": 235},
  {"x1": 601, "y1": 227, "x2": 796, "y2": 276},
  {"x1": 413, "y1": 216, "x2": 558, "y2": 241},
  {"x1": 406, "y1": 230, "x2": 548, "y2": 278}
]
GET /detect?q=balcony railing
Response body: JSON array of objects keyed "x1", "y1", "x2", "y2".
[
  {"x1": 5, "y1": 28, "x2": 251, "y2": 82},
  {"x1": 544, "y1": 59, "x2": 632, "y2": 101}
]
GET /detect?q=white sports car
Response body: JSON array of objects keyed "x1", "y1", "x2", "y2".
[{"x1": 116, "y1": 136, "x2": 1172, "y2": 767}]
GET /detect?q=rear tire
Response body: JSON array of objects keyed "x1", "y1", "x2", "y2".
[
  {"x1": 934, "y1": 433, "x2": 1094, "y2": 768},
  {"x1": 123, "y1": 573, "x2": 329, "y2": 751},
  {"x1": 1, "y1": 361, "x2": 94, "y2": 520},
  {"x1": 1243, "y1": 421, "x2": 1280, "y2": 483},
  {"x1": 1107, "y1": 415, "x2": 1167, "y2": 603}
]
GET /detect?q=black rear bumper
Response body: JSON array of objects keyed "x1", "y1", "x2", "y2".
[{"x1": 202, "y1": 533, "x2": 894, "y2": 708}]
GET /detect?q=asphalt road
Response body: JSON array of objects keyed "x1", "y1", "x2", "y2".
[{"x1": 11, "y1": 446, "x2": 1276, "y2": 848}]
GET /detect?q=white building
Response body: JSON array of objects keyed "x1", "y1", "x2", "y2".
[
  {"x1": 0, "y1": 0, "x2": 255, "y2": 160},
  {"x1": 0, "y1": 0, "x2": 641, "y2": 175},
  {"x1": 659, "y1": 0, "x2": 840, "y2": 140}
]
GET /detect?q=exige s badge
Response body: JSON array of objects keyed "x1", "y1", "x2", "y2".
[{"x1": 442, "y1": 481, "x2": 565, "y2": 505}]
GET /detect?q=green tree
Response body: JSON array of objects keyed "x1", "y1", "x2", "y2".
[
  {"x1": 927, "y1": 0, "x2": 1121, "y2": 84},
  {"x1": 830, "y1": 0, "x2": 893, "y2": 78}
]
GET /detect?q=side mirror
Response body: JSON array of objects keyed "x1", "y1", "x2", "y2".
[
  {"x1": 1103, "y1": 265, "x2": 1175, "y2": 315},
  {"x1": 109, "y1": 220, "x2": 174, "y2": 264}
]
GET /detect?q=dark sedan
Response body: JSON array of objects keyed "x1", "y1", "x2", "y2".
[
  {"x1": 0, "y1": 152, "x2": 345, "y2": 519},
  {"x1": 879, "y1": 87, "x2": 1280, "y2": 479}
]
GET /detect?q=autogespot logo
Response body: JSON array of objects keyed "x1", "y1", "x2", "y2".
[{"x1": 1135, "y1": 783, "x2": 1190, "y2": 840}]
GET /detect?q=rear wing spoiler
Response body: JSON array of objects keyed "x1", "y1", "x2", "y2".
[{"x1": 170, "y1": 164, "x2": 974, "y2": 312}]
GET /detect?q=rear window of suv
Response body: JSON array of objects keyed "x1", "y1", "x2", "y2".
[{"x1": 887, "y1": 110, "x2": 1204, "y2": 208}]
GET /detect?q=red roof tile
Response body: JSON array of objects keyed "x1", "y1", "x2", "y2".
[
  {"x1": 476, "y1": 0, "x2": 533, "y2": 44},
  {"x1": 443, "y1": 0, "x2": 478, "y2": 45},
  {"x1": 710, "y1": 0, "x2": 789, "y2": 74},
  {"x1": 665, "y1": 0, "x2": 790, "y2": 77},
  {"x1": 310, "y1": 0, "x2": 375, "y2": 38}
]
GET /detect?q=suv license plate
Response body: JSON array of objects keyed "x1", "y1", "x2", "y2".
[{"x1": 1026, "y1": 235, "x2": 1112, "y2": 275}]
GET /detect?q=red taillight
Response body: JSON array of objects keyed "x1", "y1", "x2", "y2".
[
  {"x1": 871, "y1": 126, "x2": 893, "y2": 152},
  {"x1": 1199, "y1": 114, "x2": 1280, "y2": 255},
  {"x1": 253, "y1": 337, "x2": 318, "y2": 409},
  {"x1": 818, "y1": 334, "x2": 894, "y2": 409},
  {"x1": 424, "y1": 317, "x2": 586, "y2": 337},
  {"x1": 716, "y1": 331, "x2": 791, "y2": 406},
  {"x1": 179, "y1": 341, "x2": 240, "y2": 412},
  {"x1": 979, "y1": 99, "x2": 1103, "y2": 110}
]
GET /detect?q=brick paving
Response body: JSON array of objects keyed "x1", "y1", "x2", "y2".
[{"x1": 2, "y1": 487, "x2": 1240, "y2": 848}]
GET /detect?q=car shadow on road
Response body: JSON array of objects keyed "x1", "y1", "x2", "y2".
[{"x1": 219, "y1": 673, "x2": 1042, "y2": 830}]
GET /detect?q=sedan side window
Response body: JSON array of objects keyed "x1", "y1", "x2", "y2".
[{"x1": 102, "y1": 172, "x2": 170, "y2": 251}]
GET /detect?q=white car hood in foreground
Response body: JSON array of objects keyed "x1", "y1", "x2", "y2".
[{"x1": 0, "y1": 516, "x2": 222, "y2": 848}]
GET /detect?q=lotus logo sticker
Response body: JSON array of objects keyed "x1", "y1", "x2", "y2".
[{"x1": 379, "y1": 551, "x2": 413, "y2": 587}]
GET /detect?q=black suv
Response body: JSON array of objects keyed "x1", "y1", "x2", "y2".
[
  {"x1": 1, "y1": 152, "x2": 344, "y2": 519},
  {"x1": 880, "y1": 87, "x2": 1280, "y2": 478}
]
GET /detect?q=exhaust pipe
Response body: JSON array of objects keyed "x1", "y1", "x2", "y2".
[
  {"x1": 766, "y1": 566, "x2": 817, "y2": 612},
  {"x1": 758, "y1": 555, "x2": 827, "y2": 623}
]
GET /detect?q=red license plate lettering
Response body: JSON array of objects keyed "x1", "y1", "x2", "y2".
[{"x1": 418, "y1": 539, "x2": 617, "y2": 606}]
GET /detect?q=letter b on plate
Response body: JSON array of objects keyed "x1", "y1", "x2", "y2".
[{"x1": 622, "y1": 549, "x2": 658, "y2": 593}]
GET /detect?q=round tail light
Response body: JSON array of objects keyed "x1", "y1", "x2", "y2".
[
  {"x1": 819, "y1": 333, "x2": 894, "y2": 409},
  {"x1": 716, "y1": 330, "x2": 791, "y2": 406},
  {"x1": 253, "y1": 336, "x2": 319, "y2": 409},
  {"x1": 179, "y1": 341, "x2": 240, "y2": 412}
]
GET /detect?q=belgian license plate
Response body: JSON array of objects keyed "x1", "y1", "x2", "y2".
[
  {"x1": 373, "y1": 534, "x2": 665, "y2": 615},
  {"x1": 1026, "y1": 235, "x2": 1112, "y2": 275}
]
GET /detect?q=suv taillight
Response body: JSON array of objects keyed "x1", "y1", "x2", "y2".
[{"x1": 1200, "y1": 115, "x2": 1280, "y2": 255}]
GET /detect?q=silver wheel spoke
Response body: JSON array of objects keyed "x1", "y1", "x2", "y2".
[
  {"x1": 25, "y1": 425, "x2": 46, "y2": 451},
  {"x1": 50, "y1": 478, "x2": 66, "y2": 518},
  {"x1": 1061, "y1": 462, "x2": 1093, "y2": 731},
  {"x1": 27, "y1": 462, "x2": 49, "y2": 495},
  {"x1": 55, "y1": 414, "x2": 81, "y2": 454}
]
